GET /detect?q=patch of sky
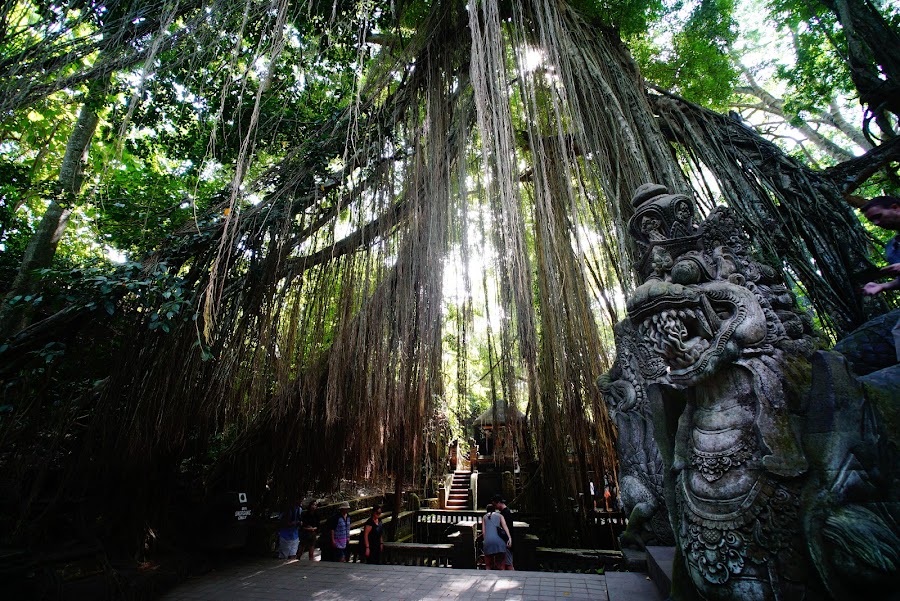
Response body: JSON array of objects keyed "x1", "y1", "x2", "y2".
[
  {"x1": 200, "y1": 160, "x2": 223, "y2": 181},
  {"x1": 253, "y1": 55, "x2": 271, "y2": 81},
  {"x1": 127, "y1": 126, "x2": 157, "y2": 141},
  {"x1": 105, "y1": 245, "x2": 127, "y2": 264},
  {"x1": 520, "y1": 46, "x2": 545, "y2": 74}
]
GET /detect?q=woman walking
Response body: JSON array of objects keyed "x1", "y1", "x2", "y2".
[
  {"x1": 329, "y1": 501, "x2": 352, "y2": 562},
  {"x1": 362, "y1": 505, "x2": 385, "y2": 564},
  {"x1": 481, "y1": 503, "x2": 512, "y2": 570}
]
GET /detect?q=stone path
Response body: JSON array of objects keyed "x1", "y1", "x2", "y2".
[{"x1": 159, "y1": 559, "x2": 662, "y2": 601}]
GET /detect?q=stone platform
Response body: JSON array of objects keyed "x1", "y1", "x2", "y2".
[{"x1": 159, "y1": 558, "x2": 663, "y2": 601}]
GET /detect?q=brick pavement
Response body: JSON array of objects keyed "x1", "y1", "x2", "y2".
[{"x1": 159, "y1": 559, "x2": 662, "y2": 601}]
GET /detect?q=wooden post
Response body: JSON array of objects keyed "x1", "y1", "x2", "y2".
[{"x1": 387, "y1": 472, "x2": 404, "y2": 541}]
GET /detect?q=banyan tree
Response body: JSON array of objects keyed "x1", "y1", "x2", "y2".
[{"x1": 0, "y1": 0, "x2": 898, "y2": 571}]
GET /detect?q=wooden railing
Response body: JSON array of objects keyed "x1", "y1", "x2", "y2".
[
  {"x1": 415, "y1": 509, "x2": 484, "y2": 543},
  {"x1": 344, "y1": 542, "x2": 454, "y2": 567},
  {"x1": 382, "y1": 543, "x2": 454, "y2": 567},
  {"x1": 587, "y1": 510, "x2": 627, "y2": 549},
  {"x1": 589, "y1": 510, "x2": 627, "y2": 527},
  {"x1": 317, "y1": 507, "x2": 626, "y2": 571}
]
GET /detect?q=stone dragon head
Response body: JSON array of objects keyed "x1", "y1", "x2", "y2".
[{"x1": 624, "y1": 184, "x2": 815, "y2": 387}]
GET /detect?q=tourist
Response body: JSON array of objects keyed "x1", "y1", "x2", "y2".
[
  {"x1": 362, "y1": 504, "x2": 385, "y2": 564},
  {"x1": 491, "y1": 495, "x2": 515, "y2": 570},
  {"x1": 298, "y1": 499, "x2": 320, "y2": 560},
  {"x1": 481, "y1": 503, "x2": 512, "y2": 570},
  {"x1": 276, "y1": 497, "x2": 303, "y2": 559},
  {"x1": 328, "y1": 501, "x2": 352, "y2": 562},
  {"x1": 860, "y1": 195, "x2": 900, "y2": 360}
]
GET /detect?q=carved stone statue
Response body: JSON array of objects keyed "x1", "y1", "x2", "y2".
[
  {"x1": 598, "y1": 319, "x2": 674, "y2": 548},
  {"x1": 608, "y1": 183, "x2": 899, "y2": 600}
]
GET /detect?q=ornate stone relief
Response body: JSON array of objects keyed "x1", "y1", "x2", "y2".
[
  {"x1": 604, "y1": 183, "x2": 899, "y2": 600},
  {"x1": 598, "y1": 319, "x2": 674, "y2": 548}
]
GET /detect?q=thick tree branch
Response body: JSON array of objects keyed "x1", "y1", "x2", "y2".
[
  {"x1": 733, "y1": 62, "x2": 861, "y2": 161},
  {"x1": 823, "y1": 136, "x2": 900, "y2": 195},
  {"x1": 283, "y1": 197, "x2": 413, "y2": 280}
]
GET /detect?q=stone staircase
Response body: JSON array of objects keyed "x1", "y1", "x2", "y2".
[{"x1": 446, "y1": 470, "x2": 471, "y2": 510}]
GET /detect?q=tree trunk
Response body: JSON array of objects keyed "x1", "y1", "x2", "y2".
[
  {"x1": 822, "y1": 0, "x2": 900, "y2": 120},
  {"x1": 0, "y1": 76, "x2": 108, "y2": 339},
  {"x1": 387, "y1": 469, "x2": 404, "y2": 542}
]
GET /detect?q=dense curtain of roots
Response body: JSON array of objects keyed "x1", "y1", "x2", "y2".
[
  {"x1": 650, "y1": 91, "x2": 881, "y2": 337},
  {"x1": 3, "y1": 0, "x2": 887, "y2": 550}
]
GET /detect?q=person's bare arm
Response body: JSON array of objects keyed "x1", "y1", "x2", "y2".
[
  {"x1": 499, "y1": 515, "x2": 512, "y2": 546},
  {"x1": 863, "y1": 276, "x2": 900, "y2": 295},
  {"x1": 878, "y1": 263, "x2": 900, "y2": 277}
]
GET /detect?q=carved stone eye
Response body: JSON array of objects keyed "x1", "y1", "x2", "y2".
[{"x1": 671, "y1": 260, "x2": 701, "y2": 284}]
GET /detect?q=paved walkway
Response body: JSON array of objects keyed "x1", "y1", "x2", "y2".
[{"x1": 159, "y1": 559, "x2": 661, "y2": 601}]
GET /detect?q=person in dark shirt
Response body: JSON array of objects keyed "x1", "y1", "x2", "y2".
[
  {"x1": 492, "y1": 494, "x2": 515, "y2": 570},
  {"x1": 860, "y1": 196, "x2": 900, "y2": 361},
  {"x1": 861, "y1": 196, "x2": 900, "y2": 296},
  {"x1": 298, "y1": 499, "x2": 320, "y2": 560},
  {"x1": 362, "y1": 504, "x2": 385, "y2": 564}
]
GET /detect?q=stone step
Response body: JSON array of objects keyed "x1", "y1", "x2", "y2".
[
  {"x1": 605, "y1": 571, "x2": 664, "y2": 601},
  {"x1": 645, "y1": 546, "x2": 674, "y2": 600}
]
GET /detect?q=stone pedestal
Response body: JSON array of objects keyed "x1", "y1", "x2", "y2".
[
  {"x1": 450, "y1": 520, "x2": 477, "y2": 569},
  {"x1": 646, "y1": 546, "x2": 674, "y2": 599}
]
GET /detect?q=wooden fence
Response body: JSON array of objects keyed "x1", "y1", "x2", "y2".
[
  {"x1": 414, "y1": 509, "x2": 483, "y2": 543},
  {"x1": 343, "y1": 542, "x2": 454, "y2": 567}
]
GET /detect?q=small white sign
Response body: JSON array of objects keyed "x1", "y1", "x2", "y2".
[{"x1": 238, "y1": 492, "x2": 248, "y2": 503}]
